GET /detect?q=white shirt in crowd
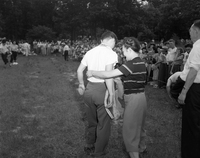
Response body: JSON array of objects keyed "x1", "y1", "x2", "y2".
[
  {"x1": 81, "y1": 44, "x2": 118, "y2": 83},
  {"x1": 182, "y1": 52, "x2": 189, "y2": 65},
  {"x1": 63, "y1": 45, "x2": 70, "y2": 51},
  {"x1": 11, "y1": 44, "x2": 19, "y2": 52},
  {"x1": 0, "y1": 44, "x2": 9, "y2": 54},
  {"x1": 180, "y1": 39, "x2": 200, "y2": 83},
  {"x1": 166, "y1": 47, "x2": 177, "y2": 62}
]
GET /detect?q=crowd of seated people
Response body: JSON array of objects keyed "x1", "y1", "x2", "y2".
[
  {"x1": 1, "y1": 36, "x2": 193, "y2": 89},
  {"x1": 112, "y1": 38, "x2": 193, "y2": 89},
  {"x1": 139, "y1": 39, "x2": 192, "y2": 89},
  {"x1": 31, "y1": 37, "x2": 192, "y2": 90}
]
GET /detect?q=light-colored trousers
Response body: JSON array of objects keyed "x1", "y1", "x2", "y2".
[{"x1": 123, "y1": 92, "x2": 147, "y2": 152}]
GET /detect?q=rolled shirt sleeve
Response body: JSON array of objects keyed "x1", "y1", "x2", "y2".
[
  {"x1": 189, "y1": 46, "x2": 200, "y2": 71},
  {"x1": 118, "y1": 64, "x2": 131, "y2": 76}
]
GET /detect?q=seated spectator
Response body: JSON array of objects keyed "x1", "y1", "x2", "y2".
[
  {"x1": 166, "y1": 39, "x2": 177, "y2": 79},
  {"x1": 170, "y1": 47, "x2": 184, "y2": 75},
  {"x1": 139, "y1": 47, "x2": 148, "y2": 61},
  {"x1": 157, "y1": 47, "x2": 168, "y2": 88},
  {"x1": 146, "y1": 44, "x2": 157, "y2": 83},
  {"x1": 181, "y1": 43, "x2": 193, "y2": 70},
  {"x1": 151, "y1": 46, "x2": 163, "y2": 88}
]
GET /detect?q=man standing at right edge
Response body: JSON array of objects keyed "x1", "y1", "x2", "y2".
[{"x1": 178, "y1": 20, "x2": 200, "y2": 158}]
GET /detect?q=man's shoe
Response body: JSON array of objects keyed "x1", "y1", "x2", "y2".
[
  {"x1": 140, "y1": 148, "x2": 147, "y2": 154},
  {"x1": 84, "y1": 146, "x2": 95, "y2": 155},
  {"x1": 139, "y1": 148, "x2": 148, "y2": 158}
]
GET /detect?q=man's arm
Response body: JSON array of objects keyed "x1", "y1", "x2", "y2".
[
  {"x1": 77, "y1": 63, "x2": 87, "y2": 95},
  {"x1": 114, "y1": 77, "x2": 124, "y2": 99},
  {"x1": 104, "y1": 64, "x2": 115, "y2": 107},
  {"x1": 178, "y1": 67, "x2": 197, "y2": 104},
  {"x1": 166, "y1": 77, "x2": 172, "y2": 99},
  {"x1": 87, "y1": 69, "x2": 122, "y2": 79}
]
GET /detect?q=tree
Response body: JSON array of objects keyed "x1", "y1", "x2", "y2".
[
  {"x1": 26, "y1": 25, "x2": 56, "y2": 41},
  {"x1": 0, "y1": 0, "x2": 200, "y2": 41},
  {"x1": 0, "y1": 13, "x2": 5, "y2": 37}
]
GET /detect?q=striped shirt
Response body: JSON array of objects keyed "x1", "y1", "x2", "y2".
[{"x1": 118, "y1": 57, "x2": 146, "y2": 94}]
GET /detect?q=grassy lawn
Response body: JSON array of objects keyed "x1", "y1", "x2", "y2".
[{"x1": 0, "y1": 55, "x2": 181, "y2": 158}]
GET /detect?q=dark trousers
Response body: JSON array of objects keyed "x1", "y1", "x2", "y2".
[
  {"x1": 84, "y1": 82, "x2": 111, "y2": 156},
  {"x1": 181, "y1": 83, "x2": 200, "y2": 158},
  {"x1": 1, "y1": 53, "x2": 8, "y2": 65},
  {"x1": 64, "y1": 50, "x2": 68, "y2": 61},
  {"x1": 10, "y1": 51, "x2": 18, "y2": 63},
  {"x1": 158, "y1": 63, "x2": 169, "y2": 88},
  {"x1": 171, "y1": 64, "x2": 181, "y2": 74}
]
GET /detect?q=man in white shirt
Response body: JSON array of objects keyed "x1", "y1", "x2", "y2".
[
  {"x1": 166, "y1": 39, "x2": 177, "y2": 63},
  {"x1": 77, "y1": 31, "x2": 118, "y2": 157},
  {"x1": 22, "y1": 41, "x2": 30, "y2": 56},
  {"x1": 63, "y1": 43, "x2": 70, "y2": 61},
  {"x1": 178, "y1": 20, "x2": 200, "y2": 158}
]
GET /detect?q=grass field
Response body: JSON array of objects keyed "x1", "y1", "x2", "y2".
[{"x1": 0, "y1": 54, "x2": 181, "y2": 158}]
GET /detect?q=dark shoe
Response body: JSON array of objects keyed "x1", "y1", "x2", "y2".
[
  {"x1": 140, "y1": 148, "x2": 147, "y2": 154},
  {"x1": 139, "y1": 148, "x2": 148, "y2": 158},
  {"x1": 77, "y1": 146, "x2": 95, "y2": 158},
  {"x1": 84, "y1": 146, "x2": 95, "y2": 155}
]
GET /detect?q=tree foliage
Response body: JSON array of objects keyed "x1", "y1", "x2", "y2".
[
  {"x1": 26, "y1": 25, "x2": 56, "y2": 41},
  {"x1": 0, "y1": 0, "x2": 200, "y2": 40}
]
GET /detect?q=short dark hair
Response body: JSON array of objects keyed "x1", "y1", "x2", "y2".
[
  {"x1": 2, "y1": 39, "x2": 6, "y2": 44},
  {"x1": 168, "y1": 39, "x2": 175, "y2": 43},
  {"x1": 185, "y1": 43, "x2": 192, "y2": 48},
  {"x1": 123, "y1": 37, "x2": 141, "y2": 53},
  {"x1": 193, "y1": 19, "x2": 200, "y2": 30},
  {"x1": 177, "y1": 47, "x2": 184, "y2": 54},
  {"x1": 101, "y1": 30, "x2": 118, "y2": 42}
]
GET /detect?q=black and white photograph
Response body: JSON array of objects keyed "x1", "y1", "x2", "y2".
[{"x1": 0, "y1": 0, "x2": 200, "y2": 158}]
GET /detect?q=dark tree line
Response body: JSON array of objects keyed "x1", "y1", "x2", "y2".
[{"x1": 0, "y1": 0, "x2": 200, "y2": 41}]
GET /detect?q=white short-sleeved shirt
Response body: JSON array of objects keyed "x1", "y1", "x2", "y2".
[
  {"x1": 182, "y1": 52, "x2": 189, "y2": 65},
  {"x1": 180, "y1": 39, "x2": 200, "y2": 83},
  {"x1": 81, "y1": 44, "x2": 118, "y2": 83},
  {"x1": 0, "y1": 44, "x2": 9, "y2": 54},
  {"x1": 166, "y1": 47, "x2": 177, "y2": 62},
  {"x1": 11, "y1": 44, "x2": 19, "y2": 52},
  {"x1": 63, "y1": 45, "x2": 70, "y2": 51}
]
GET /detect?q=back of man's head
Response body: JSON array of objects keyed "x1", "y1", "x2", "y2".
[
  {"x1": 101, "y1": 30, "x2": 117, "y2": 42},
  {"x1": 193, "y1": 19, "x2": 200, "y2": 30}
]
